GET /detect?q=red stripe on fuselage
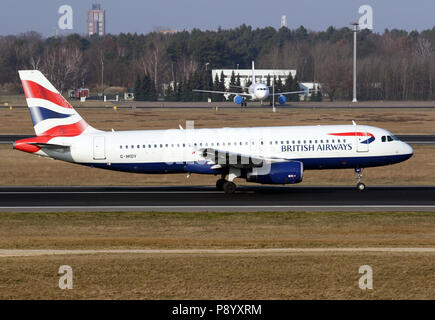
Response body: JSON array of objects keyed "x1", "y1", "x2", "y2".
[
  {"x1": 329, "y1": 132, "x2": 374, "y2": 138},
  {"x1": 21, "y1": 80, "x2": 72, "y2": 109}
]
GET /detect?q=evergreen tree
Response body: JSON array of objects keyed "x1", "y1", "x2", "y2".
[
  {"x1": 212, "y1": 73, "x2": 221, "y2": 101},
  {"x1": 235, "y1": 73, "x2": 241, "y2": 87},
  {"x1": 134, "y1": 74, "x2": 144, "y2": 101},
  {"x1": 219, "y1": 71, "x2": 227, "y2": 101},
  {"x1": 266, "y1": 74, "x2": 271, "y2": 87},
  {"x1": 229, "y1": 70, "x2": 236, "y2": 92}
]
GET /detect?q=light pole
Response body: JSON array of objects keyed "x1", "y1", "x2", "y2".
[
  {"x1": 236, "y1": 64, "x2": 239, "y2": 70},
  {"x1": 205, "y1": 62, "x2": 210, "y2": 71},
  {"x1": 351, "y1": 22, "x2": 358, "y2": 103}
]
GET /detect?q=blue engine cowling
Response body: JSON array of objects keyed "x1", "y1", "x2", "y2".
[
  {"x1": 233, "y1": 95, "x2": 243, "y2": 104},
  {"x1": 246, "y1": 161, "x2": 303, "y2": 184},
  {"x1": 278, "y1": 95, "x2": 286, "y2": 105}
]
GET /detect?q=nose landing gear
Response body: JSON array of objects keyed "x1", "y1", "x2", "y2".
[{"x1": 355, "y1": 168, "x2": 366, "y2": 191}]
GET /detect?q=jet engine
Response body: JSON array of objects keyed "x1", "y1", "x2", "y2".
[
  {"x1": 278, "y1": 95, "x2": 286, "y2": 105},
  {"x1": 233, "y1": 95, "x2": 243, "y2": 104},
  {"x1": 246, "y1": 161, "x2": 303, "y2": 184}
]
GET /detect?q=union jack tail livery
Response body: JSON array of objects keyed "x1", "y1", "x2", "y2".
[{"x1": 19, "y1": 70, "x2": 95, "y2": 137}]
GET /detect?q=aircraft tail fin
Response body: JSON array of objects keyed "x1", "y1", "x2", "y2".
[{"x1": 18, "y1": 70, "x2": 97, "y2": 137}]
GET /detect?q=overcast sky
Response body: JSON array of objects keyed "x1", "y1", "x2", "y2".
[{"x1": 1, "y1": 0, "x2": 435, "y2": 37}]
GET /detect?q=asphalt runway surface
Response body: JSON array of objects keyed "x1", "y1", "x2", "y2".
[
  {"x1": 1, "y1": 135, "x2": 435, "y2": 145},
  {"x1": 0, "y1": 186, "x2": 434, "y2": 212}
]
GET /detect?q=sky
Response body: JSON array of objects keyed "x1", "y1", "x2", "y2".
[{"x1": 1, "y1": 0, "x2": 435, "y2": 37}]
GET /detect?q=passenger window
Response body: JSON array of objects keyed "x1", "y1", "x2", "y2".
[
  {"x1": 120, "y1": 145, "x2": 123, "y2": 149},
  {"x1": 131, "y1": 145, "x2": 134, "y2": 149},
  {"x1": 137, "y1": 145, "x2": 140, "y2": 148},
  {"x1": 125, "y1": 145, "x2": 128, "y2": 149}
]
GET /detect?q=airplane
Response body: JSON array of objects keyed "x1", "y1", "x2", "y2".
[
  {"x1": 14, "y1": 70, "x2": 414, "y2": 194},
  {"x1": 192, "y1": 61, "x2": 307, "y2": 106}
]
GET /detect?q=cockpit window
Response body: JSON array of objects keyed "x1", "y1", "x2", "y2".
[
  {"x1": 387, "y1": 136, "x2": 393, "y2": 142},
  {"x1": 381, "y1": 136, "x2": 386, "y2": 142}
]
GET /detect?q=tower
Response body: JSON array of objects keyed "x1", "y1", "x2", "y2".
[
  {"x1": 87, "y1": 3, "x2": 105, "y2": 36},
  {"x1": 281, "y1": 15, "x2": 287, "y2": 28}
]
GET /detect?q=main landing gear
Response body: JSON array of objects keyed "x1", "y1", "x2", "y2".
[
  {"x1": 355, "y1": 168, "x2": 366, "y2": 191},
  {"x1": 216, "y1": 178, "x2": 237, "y2": 194},
  {"x1": 216, "y1": 169, "x2": 240, "y2": 194}
]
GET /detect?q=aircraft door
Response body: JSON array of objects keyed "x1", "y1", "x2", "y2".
[
  {"x1": 356, "y1": 130, "x2": 369, "y2": 152},
  {"x1": 93, "y1": 136, "x2": 106, "y2": 160}
]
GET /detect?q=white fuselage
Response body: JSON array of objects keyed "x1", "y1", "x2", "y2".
[{"x1": 38, "y1": 124, "x2": 413, "y2": 175}]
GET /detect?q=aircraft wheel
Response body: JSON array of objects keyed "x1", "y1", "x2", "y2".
[
  {"x1": 216, "y1": 178, "x2": 226, "y2": 191},
  {"x1": 223, "y1": 181, "x2": 236, "y2": 194},
  {"x1": 356, "y1": 182, "x2": 366, "y2": 191}
]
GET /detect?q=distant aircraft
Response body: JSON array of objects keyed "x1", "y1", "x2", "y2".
[
  {"x1": 193, "y1": 61, "x2": 307, "y2": 106},
  {"x1": 14, "y1": 70, "x2": 413, "y2": 194}
]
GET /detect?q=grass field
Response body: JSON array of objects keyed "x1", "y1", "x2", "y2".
[{"x1": 0, "y1": 211, "x2": 435, "y2": 299}]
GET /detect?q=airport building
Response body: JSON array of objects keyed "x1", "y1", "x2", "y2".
[
  {"x1": 87, "y1": 4, "x2": 105, "y2": 36},
  {"x1": 212, "y1": 68, "x2": 297, "y2": 88}
]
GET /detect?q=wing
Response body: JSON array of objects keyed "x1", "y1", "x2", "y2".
[
  {"x1": 197, "y1": 147, "x2": 286, "y2": 169},
  {"x1": 270, "y1": 90, "x2": 308, "y2": 96},
  {"x1": 192, "y1": 89, "x2": 251, "y2": 96}
]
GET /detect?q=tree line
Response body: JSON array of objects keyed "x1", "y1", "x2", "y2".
[{"x1": 2, "y1": 25, "x2": 435, "y2": 101}]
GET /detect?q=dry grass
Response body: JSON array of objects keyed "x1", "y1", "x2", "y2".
[
  {"x1": 1, "y1": 211, "x2": 435, "y2": 249},
  {"x1": 0, "y1": 107, "x2": 435, "y2": 186},
  {"x1": 1, "y1": 252, "x2": 435, "y2": 299},
  {"x1": 0, "y1": 211, "x2": 435, "y2": 299},
  {"x1": 2, "y1": 106, "x2": 435, "y2": 134}
]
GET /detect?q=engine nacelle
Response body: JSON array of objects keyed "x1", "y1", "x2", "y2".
[
  {"x1": 278, "y1": 95, "x2": 286, "y2": 105},
  {"x1": 246, "y1": 161, "x2": 303, "y2": 184},
  {"x1": 233, "y1": 95, "x2": 243, "y2": 104}
]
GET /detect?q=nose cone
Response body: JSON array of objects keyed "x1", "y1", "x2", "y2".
[{"x1": 402, "y1": 142, "x2": 414, "y2": 159}]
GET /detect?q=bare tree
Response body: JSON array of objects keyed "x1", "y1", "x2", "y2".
[{"x1": 40, "y1": 46, "x2": 84, "y2": 93}]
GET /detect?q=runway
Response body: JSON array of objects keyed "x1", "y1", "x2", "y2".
[
  {"x1": 1, "y1": 135, "x2": 435, "y2": 144},
  {"x1": 1, "y1": 186, "x2": 434, "y2": 212}
]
